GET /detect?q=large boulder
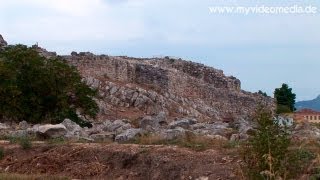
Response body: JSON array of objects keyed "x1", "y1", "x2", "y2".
[
  {"x1": 61, "y1": 119, "x2": 86, "y2": 138},
  {"x1": 61, "y1": 119, "x2": 81, "y2": 132},
  {"x1": 36, "y1": 124, "x2": 67, "y2": 138},
  {"x1": 115, "y1": 128, "x2": 142, "y2": 142}
]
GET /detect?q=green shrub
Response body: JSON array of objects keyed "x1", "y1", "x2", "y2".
[
  {"x1": 242, "y1": 106, "x2": 314, "y2": 179},
  {"x1": 7, "y1": 136, "x2": 32, "y2": 149},
  {"x1": 18, "y1": 137, "x2": 32, "y2": 150},
  {"x1": 0, "y1": 45, "x2": 98, "y2": 127},
  {"x1": 223, "y1": 140, "x2": 240, "y2": 149},
  {"x1": 285, "y1": 149, "x2": 315, "y2": 178},
  {"x1": 47, "y1": 137, "x2": 66, "y2": 145}
]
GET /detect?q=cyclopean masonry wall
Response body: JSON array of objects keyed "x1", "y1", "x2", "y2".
[{"x1": 62, "y1": 52, "x2": 273, "y2": 123}]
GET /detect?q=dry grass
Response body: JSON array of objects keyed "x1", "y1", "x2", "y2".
[{"x1": 134, "y1": 132, "x2": 232, "y2": 151}]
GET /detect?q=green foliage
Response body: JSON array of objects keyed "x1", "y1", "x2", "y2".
[
  {"x1": 47, "y1": 137, "x2": 66, "y2": 145},
  {"x1": 285, "y1": 149, "x2": 315, "y2": 178},
  {"x1": 0, "y1": 45, "x2": 98, "y2": 127},
  {"x1": 242, "y1": 106, "x2": 314, "y2": 179},
  {"x1": 7, "y1": 136, "x2": 32, "y2": 149},
  {"x1": 258, "y1": 90, "x2": 268, "y2": 97},
  {"x1": 274, "y1": 83, "x2": 296, "y2": 114},
  {"x1": 243, "y1": 106, "x2": 290, "y2": 179},
  {"x1": 18, "y1": 137, "x2": 32, "y2": 150}
]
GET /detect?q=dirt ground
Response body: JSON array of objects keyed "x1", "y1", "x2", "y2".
[{"x1": 0, "y1": 142, "x2": 242, "y2": 180}]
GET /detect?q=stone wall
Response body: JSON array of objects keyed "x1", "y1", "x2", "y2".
[{"x1": 62, "y1": 53, "x2": 273, "y2": 122}]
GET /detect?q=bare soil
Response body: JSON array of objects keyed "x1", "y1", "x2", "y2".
[{"x1": 0, "y1": 143, "x2": 242, "y2": 180}]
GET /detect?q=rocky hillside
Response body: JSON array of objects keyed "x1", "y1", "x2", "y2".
[
  {"x1": 62, "y1": 52, "x2": 273, "y2": 123},
  {"x1": 0, "y1": 35, "x2": 273, "y2": 123},
  {"x1": 0, "y1": 35, "x2": 273, "y2": 141}
]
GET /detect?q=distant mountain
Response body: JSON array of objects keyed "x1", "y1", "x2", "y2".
[{"x1": 295, "y1": 95, "x2": 320, "y2": 111}]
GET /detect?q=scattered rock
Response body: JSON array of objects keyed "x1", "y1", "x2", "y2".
[
  {"x1": 292, "y1": 122, "x2": 320, "y2": 140},
  {"x1": 230, "y1": 134, "x2": 240, "y2": 142},
  {"x1": 90, "y1": 132, "x2": 115, "y2": 142},
  {"x1": 61, "y1": 119, "x2": 81, "y2": 132},
  {"x1": 61, "y1": 119, "x2": 85, "y2": 138},
  {"x1": 169, "y1": 118, "x2": 197, "y2": 129},
  {"x1": 18, "y1": 121, "x2": 29, "y2": 130},
  {"x1": 104, "y1": 120, "x2": 126, "y2": 132},
  {"x1": 206, "y1": 134, "x2": 228, "y2": 141},
  {"x1": 115, "y1": 123, "x2": 132, "y2": 134},
  {"x1": 115, "y1": 128, "x2": 142, "y2": 142},
  {"x1": 139, "y1": 116, "x2": 157, "y2": 131},
  {"x1": 0, "y1": 123, "x2": 10, "y2": 130},
  {"x1": 36, "y1": 124, "x2": 67, "y2": 138},
  {"x1": 190, "y1": 123, "x2": 207, "y2": 130},
  {"x1": 139, "y1": 112, "x2": 168, "y2": 131},
  {"x1": 160, "y1": 127, "x2": 186, "y2": 140}
]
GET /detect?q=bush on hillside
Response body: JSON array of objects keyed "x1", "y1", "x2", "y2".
[
  {"x1": 0, "y1": 45, "x2": 98, "y2": 127},
  {"x1": 242, "y1": 105, "x2": 314, "y2": 179}
]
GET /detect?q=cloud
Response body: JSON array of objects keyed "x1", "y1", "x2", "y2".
[
  {"x1": 0, "y1": 0, "x2": 147, "y2": 43},
  {"x1": 1, "y1": 0, "x2": 319, "y2": 47}
]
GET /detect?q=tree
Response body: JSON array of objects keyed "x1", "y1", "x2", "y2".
[
  {"x1": 0, "y1": 45, "x2": 98, "y2": 127},
  {"x1": 274, "y1": 84, "x2": 296, "y2": 114},
  {"x1": 258, "y1": 90, "x2": 268, "y2": 97}
]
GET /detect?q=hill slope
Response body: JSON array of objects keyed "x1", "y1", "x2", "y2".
[
  {"x1": 296, "y1": 95, "x2": 320, "y2": 111},
  {"x1": 0, "y1": 34, "x2": 274, "y2": 126}
]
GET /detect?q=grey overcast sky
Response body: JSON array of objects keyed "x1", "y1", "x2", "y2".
[{"x1": 0, "y1": 0, "x2": 319, "y2": 101}]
